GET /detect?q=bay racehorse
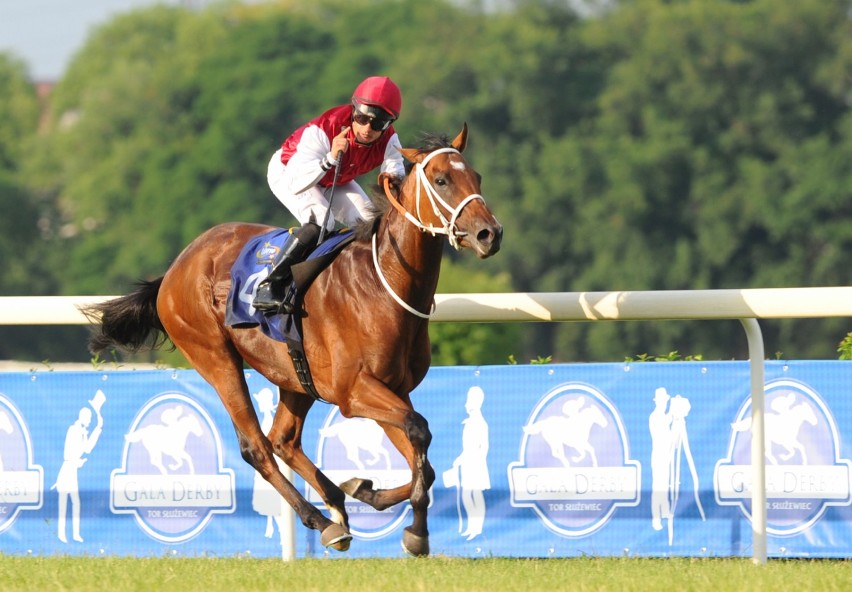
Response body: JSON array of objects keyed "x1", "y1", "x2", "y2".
[{"x1": 83, "y1": 124, "x2": 502, "y2": 556}]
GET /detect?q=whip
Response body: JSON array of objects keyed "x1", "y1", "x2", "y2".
[{"x1": 318, "y1": 150, "x2": 343, "y2": 246}]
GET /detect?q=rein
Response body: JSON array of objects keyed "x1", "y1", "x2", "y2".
[{"x1": 375, "y1": 147, "x2": 485, "y2": 318}]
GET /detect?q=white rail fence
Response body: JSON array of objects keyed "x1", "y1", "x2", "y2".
[{"x1": 3, "y1": 287, "x2": 852, "y2": 564}]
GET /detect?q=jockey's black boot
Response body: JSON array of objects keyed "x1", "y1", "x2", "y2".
[{"x1": 253, "y1": 223, "x2": 321, "y2": 313}]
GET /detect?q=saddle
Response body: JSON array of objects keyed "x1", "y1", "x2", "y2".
[{"x1": 225, "y1": 228, "x2": 355, "y2": 401}]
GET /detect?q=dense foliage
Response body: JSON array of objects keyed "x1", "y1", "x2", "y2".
[{"x1": 1, "y1": 0, "x2": 850, "y2": 363}]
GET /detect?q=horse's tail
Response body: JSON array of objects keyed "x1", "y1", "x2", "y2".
[
  {"x1": 523, "y1": 421, "x2": 543, "y2": 435},
  {"x1": 125, "y1": 429, "x2": 145, "y2": 443},
  {"x1": 81, "y1": 277, "x2": 170, "y2": 354},
  {"x1": 319, "y1": 422, "x2": 342, "y2": 438}
]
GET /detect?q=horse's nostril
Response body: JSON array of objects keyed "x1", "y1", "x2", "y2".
[{"x1": 477, "y1": 225, "x2": 503, "y2": 246}]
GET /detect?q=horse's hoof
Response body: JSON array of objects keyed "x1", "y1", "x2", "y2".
[
  {"x1": 340, "y1": 478, "x2": 373, "y2": 500},
  {"x1": 321, "y1": 523, "x2": 352, "y2": 552},
  {"x1": 330, "y1": 536, "x2": 351, "y2": 552},
  {"x1": 401, "y1": 526, "x2": 430, "y2": 557}
]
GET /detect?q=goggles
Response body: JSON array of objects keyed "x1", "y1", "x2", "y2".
[{"x1": 352, "y1": 104, "x2": 395, "y2": 132}]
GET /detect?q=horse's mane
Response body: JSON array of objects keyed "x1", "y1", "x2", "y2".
[{"x1": 351, "y1": 131, "x2": 453, "y2": 242}]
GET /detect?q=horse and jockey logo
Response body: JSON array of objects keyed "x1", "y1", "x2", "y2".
[
  {"x1": 312, "y1": 409, "x2": 412, "y2": 539},
  {"x1": 255, "y1": 241, "x2": 281, "y2": 266},
  {"x1": 0, "y1": 394, "x2": 43, "y2": 533},
  {"x1": 110, "y1": 393, "x2": 235, "y2": 543},
  {"x1": 714, "y1": 379, "x2": 852, "y2": 536},
  {"x1": 508, "y1": 383, "x2": 640, "y2": 537}
]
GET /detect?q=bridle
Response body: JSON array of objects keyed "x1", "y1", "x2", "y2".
[
  {"x1": 374, "y1": 147, "x2": 485, "y2": 318},
  {"x1": 382, "y1": 148, "x2": 485, "y2": 250}
]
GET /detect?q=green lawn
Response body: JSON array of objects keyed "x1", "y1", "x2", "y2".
[{"x1": 1, "y1": 555, "x2": 851, "y2": 591}]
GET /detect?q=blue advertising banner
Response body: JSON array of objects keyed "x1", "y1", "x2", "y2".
[{"x1": 0, "y1": 361, "x2": 850, "y2": 558}]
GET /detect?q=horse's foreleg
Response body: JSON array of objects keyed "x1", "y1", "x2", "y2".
[
  {"x1": 234, "y1": 427, "x2": 348, "y2": 548},
  {"x1": 269, "y1": 390, "x2": 350, "y2": 535},
  {"x1": 340, "y1": 425, "x2": 415, "y2": 510},
  {"x1": 339, "y1": 378, "x2": 434, "y2": 557}
]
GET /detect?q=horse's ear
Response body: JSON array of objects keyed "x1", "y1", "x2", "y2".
[
  {"x1": 451, "y1": 122, "x2": 469, "y2": 152},
  {"x1": 400, "y1": 148, "x2": 423, "y2": 163}
]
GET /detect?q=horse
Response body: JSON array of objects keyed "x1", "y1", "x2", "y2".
[
  {"x1": 320, "y1": 418, "x2": 393, "y2": 471},
  {"x1": 731, "y1": 399, "x2": 818, "y2": 465},
  {"x1": 83, "y1": 124, "x2": 502, "y2": 556},
  {"x1": 523, "y1": 398, "x2": 609, "y2": 467},
  {"x1": 125, "y1": 405, "x2": 204, "y2": 475}
]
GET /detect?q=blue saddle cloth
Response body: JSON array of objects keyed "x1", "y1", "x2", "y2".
[{"x1": 224, "y1": 228, "x2": 352, "y2": 342}]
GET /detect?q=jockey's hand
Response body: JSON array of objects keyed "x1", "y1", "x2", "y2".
[{"x1": 330, "y1": 126, "x2": 350, "y2": 163}]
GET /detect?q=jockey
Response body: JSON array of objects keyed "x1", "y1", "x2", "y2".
[{"x1": 253, "y1": 76, "x2": 405, "y2": 313}]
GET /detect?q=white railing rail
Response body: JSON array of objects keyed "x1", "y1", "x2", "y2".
[
  {"x1": 3, "y1": 287, "x2": 852, "y2": 564},
  {"x1": 3, "y1": 288, "x2": 852, "y2": 325}
]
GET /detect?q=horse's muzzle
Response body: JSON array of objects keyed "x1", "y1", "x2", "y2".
[{"x1": 473, "y1": 222, "x2": 503, "y2": 258}]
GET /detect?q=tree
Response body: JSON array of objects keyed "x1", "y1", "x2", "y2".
[
  {"x1": 497, "y1": 0, "x2": 852, "y2": 360},
  {"x1": 430, "y1": 259, "x2": 522, "y2": 366},
  {"x1": 33, "y1": 5, "x2": 340, "y2": 292},
  {"x1": 9, "y1": 0, "x2": 852, "y2": 364},
  {"x1": 0, "y1": 53, "x2": 43, "y2": 294}
]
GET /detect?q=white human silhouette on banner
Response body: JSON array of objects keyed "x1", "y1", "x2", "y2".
[
  {"x1": 443, "y1": 386, "x2": 490, "y2": 540},
  {"x1": 53, "y1": 389, "x2": 105, "y2": 543},
  {"x1": 0, "y1": 409, "x2": 13, "y2": 472},
  {"x1": 251, "y1": 388, "x2": 291, "y2": 550},
  {"x1": 648, "y1": 387, "x2": 705, "y2": 544}
]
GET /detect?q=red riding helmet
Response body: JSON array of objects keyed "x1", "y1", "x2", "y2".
[{"x1": 351, "y1": 76, "x2": 402, "y2": 119}]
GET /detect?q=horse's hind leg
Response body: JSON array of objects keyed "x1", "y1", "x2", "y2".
[
  {"x1": 173, "y1": 343, "x2": 350, "y2": 550},
  {"x1": 268, "y1": 390, "x2": 350, "y2": 536},
  {"x1": 150, "y1": 455, "x2": 168, "y2": 475}
]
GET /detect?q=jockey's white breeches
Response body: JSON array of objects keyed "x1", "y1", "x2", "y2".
[{"x1": 267, "y1": 149, "x2": 374, "y2": 232}]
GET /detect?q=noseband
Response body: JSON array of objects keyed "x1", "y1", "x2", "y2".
[{"x1": 375, "y1": 147, "x2": 486, "y2": 318}]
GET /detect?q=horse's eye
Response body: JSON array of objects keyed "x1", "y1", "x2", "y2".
[{"x1": 434, "y1": 176, "x2": 447, "y2": 187}]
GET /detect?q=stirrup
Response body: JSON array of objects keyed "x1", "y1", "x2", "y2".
[{"x1": 253, "y1": 281, "x2": 285, "y2": 312}]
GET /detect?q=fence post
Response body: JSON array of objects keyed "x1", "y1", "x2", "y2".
[{"x1": 740, "y1": 318, "x2": 767, "y2": 565}]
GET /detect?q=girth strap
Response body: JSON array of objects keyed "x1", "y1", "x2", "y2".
[{"x1": 286, "y1": 339, "x2": 325, "y2": 403}]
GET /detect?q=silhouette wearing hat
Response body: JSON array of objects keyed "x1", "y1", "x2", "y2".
[
  {"x1": 54, "y1": 390, "x2": 105, "y2": 543},
  {"x1": 251, "y1": 388, "x2": 290, "y2": 548},
  {"x1": 649, "y1": 387, "x2": 705, "y2": 543},
  {"x1": 444, "y1": 386, "x2": 490, "y2": 540}
]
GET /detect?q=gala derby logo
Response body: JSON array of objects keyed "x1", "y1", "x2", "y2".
[
  {"x1": 0, "y1": 394, "x2": 43, "y2": 533},
  {"x1": 714, "y1": 379, "x2": 852, "y2": 536},
  {"x1": 111, "y1": 393, "x2": 235, "y2": 543},
  {"x1": 508, "y1": 382, "x2": 640, "y2": 537}
]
